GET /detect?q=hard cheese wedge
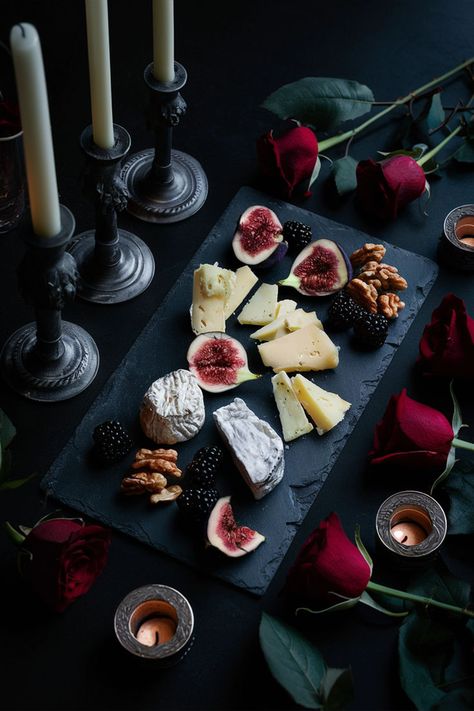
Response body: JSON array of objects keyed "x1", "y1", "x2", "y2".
[
  {"x1": 223, "y1": 266, "x2": 258, "y2": 319},
  {"x1": 249, "y1": 300, "x2": 298, "y2": 341},
  {"x1": 291, "y1": 374, "x2": 351, "y2": 435},
  {"x1": 191, "y1": 263, "x2": 236, "y2": 334},
  {"x1": 237, "y1": 283, "x2": 278, "y2": 326},
  {"x1": 258, "y1": 323, "x2": 339, "y2": 372},
  {"x1": 275, "y1": 299, "x2": 298, "y2": 318},
  {"x1": 271, "y1": 372, "x2": 313, "y2": 442},
  {"x1": 285, "y1": 309, "x2": 323, "y2": 332}
]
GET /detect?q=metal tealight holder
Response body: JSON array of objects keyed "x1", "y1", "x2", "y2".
[
  {"x1": 69, "y1": 124, "x2": 155, "y2": 303},
  {"x1": 0, "y1": 205, "x2": 99, "y2": 401},
  {"x1": 121, "y1": 62, "x2": 208, "y2": 223}
]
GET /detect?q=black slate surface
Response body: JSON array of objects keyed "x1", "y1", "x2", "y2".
[{"x1": 42, "y1": 186, "x2": 438, "y2": 596}]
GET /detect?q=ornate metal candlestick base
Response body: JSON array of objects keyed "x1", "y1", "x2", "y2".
[
  {"x1": 0, "y1": 206, "x2": 99, "y2": 402},
  {"x1": 69, "y1": 125, "x2": 154, "y2": 304},
  {"x1": 121, "y1": 62, "x2": 208, "y2": 223}
]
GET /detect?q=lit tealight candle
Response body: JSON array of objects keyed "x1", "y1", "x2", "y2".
[
  {"x1": 152, "y1": 0, "x2": 175, "y2": 82},
  {"x1": 391, "y1": 521, "x2": 428, "y2": 546},
  {"x1": 136, "y1": 616, "x2": 177, "y2": 647},
  {"x1": 455, "y1": 216, "x2": 474, "y2": 248},
  {"x1": 10, "y1": 23, "x2": 61, "y2": 238}
]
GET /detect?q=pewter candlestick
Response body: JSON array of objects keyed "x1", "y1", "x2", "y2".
[
  {"x1": 69, "y1": 124, "x2": 155, "y2": 303},
  {"x1": 121, "y1": 62, "x2": 208, "y2": 223},
  {"x1": 0, "y1": 205, "x2": 99, "y2": 402}
]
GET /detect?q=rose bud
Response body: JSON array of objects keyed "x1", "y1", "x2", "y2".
[
  {"x1": 418, "y1": 293, "x2": 474, "y2": 379},
  {"x1": 18, "y1": 518, "x2": 111, "y2": 612},
  {"x1": 284, "y1": 512, "x2": 371, "y2": 608},
  {"x1": 355, "y1": 155, "x2": 427, "y2": 221},
  {"x1": 369, "y1": 388, "x2": 453, "y2": 476},
  {"x1": 257, "y1": 119, "x2": 319, "y2": 199}
]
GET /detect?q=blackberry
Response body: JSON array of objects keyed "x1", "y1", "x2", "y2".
[
  {"x1": 176, "y1": 485, "x2": 219, "y2": 524},
  {"x1": 326, "y1": 290, "x2": 365, "y2": 330},
  {"x1": 193, "y1": 445, "x2": 224, "y2": 471},
  {"x1": 283, "y1": 221, "x2": 312, "y2": 254},
  {"x1": 92, "y1": 420, "x2": 133, "y2": 464},
  {"x1": 353, "y1": 312, "x2": 389, "y2": 348},
  {"x1": 185, "y1": 460, "x2": 217, "y2": 489}
]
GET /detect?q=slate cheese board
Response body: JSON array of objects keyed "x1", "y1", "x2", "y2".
[{"x1": 42, "y1": 186, "x2": 438, "y2": 596}]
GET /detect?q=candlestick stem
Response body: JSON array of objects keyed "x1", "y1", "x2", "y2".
[
  {"x1": 68, "y1": 124, "x2": 154, "y2": 304},
  {"x1": 121, "y1": 62, "x2": 207, "y2": 223}
]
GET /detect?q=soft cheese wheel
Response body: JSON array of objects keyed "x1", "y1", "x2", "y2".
[
  {"x1": 258, "y1": 323, "x2": 339, "y2": 372},
  {"x1": 140, "y1": 369, "x2": 205, "y2": 444}
]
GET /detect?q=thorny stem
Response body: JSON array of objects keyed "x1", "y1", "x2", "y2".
[
  {"x1": 367, "y1": 581, "x2": 474, "y2": 618},
  {"x1": 318, "y1": 56, "x2": 474, "y2": 152}
]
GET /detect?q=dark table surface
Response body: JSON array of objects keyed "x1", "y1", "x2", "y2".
[{"x1": 1, "y1": 2, "x2": 473, "y2": 710}]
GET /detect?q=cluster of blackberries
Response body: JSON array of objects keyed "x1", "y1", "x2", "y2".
[
  {"x1": 327, "y1": 290, "x2": 389, "y2": 348},
  {"x1": 283, "y1": 220, "x2": 312, "y2": 254},
  {"x1": 177, "y1": 445, "x2": 224, "y2": 524},
  {"x1": 92, "y1": 420, "x2": 133, "y2": 464}
]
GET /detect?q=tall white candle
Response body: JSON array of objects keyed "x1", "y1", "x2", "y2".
[
  {"x1": 85, "y1": 0, "x2": 114, "y2": 149},
  {"x1": 10, "y1": 23, "x2": 61, "y2": 238},
  {"x1": 153, "y1": 0, "x2": 174, "y2": 82}
]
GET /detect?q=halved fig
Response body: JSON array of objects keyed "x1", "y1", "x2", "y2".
[
  {"x1": 278, "y1": 238, "x2": 352, "y2": 296},
  {"x1": 232, "y1": 205, "x2": 286, "y2": 267},
  {"x1": 187, "y1": 332, "x2": 261, "y2": 393},
  {"x1": 207, "y1": 496, "x2": 265, "y2": 557}
]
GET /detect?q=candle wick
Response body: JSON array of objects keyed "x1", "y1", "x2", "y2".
[
  {"x1": 17, "y1": 24, "x2": 27, "y2": 38},
  {"x1": 154, "y1": 631, "x2": 160, "y2": 645}
]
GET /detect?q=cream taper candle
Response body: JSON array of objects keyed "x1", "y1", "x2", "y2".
[
  {"x1": 85, "y1": 0, "x2": 114, "y2": 149},
  {"x1": 10, "y1": 23, "x2": 61, "y2": 238},
  {"x1": 153, "y1": 0, "x2": 175, "y2": 82}
]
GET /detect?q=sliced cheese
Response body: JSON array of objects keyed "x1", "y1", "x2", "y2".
[
  {"x1": 271, "y1": 372, "x2": 313, "y2": 442},
  {"x1": 223, "y1": 266, "x2": 258, "y2": 319},
  {"x1": 237, "y1": 283, "x2": 278, "y2": 326},
  {"x1": 291, "y1": 374, "x2": 351, "y2": 435},
  {"x1": 275, "y1": 299, "x2": 298, "y2": 318},
  {"x1": 250, "y1": 314, "x2": 289, "y2": 341},
  {"x1": 191, "y1": 263, "x2": 236, "y2": 334},
  {"x1": 285, "y1": 309, "x2": 323, "y2": 332},
  {"x1": 257, "y1": 323, "x2": 339, "y2": 372}
]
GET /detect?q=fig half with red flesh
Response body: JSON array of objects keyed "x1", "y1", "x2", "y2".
[
  {"x1": 278, "y1": 239, "x2": 352, "y2": 296},
  {"x1": 232, "y1": 205, "x2": 286, "y2": 267},
  {"x1": 187, "y1": 332, "x2": 261, "y2": 393},
  {"x1": 207, "y1": 496, "x2": 265, "y2": 557}
]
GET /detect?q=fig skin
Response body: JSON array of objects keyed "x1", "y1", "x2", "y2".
[
  {"x1": 256, "y1": 240, "x2": 288, "y2": 269},
  {"x1": 207, "y1": 495, "x2": 265, "y2": 557},
  {"x1": 187, "y1": 332, "x2": 261, "y2": 393},
  {"x1": 232, "y1": 205, "x2": 284, "y2": 266},
  {"x1": 279, "y1": 238, "x2": 352, "y2": 296}
]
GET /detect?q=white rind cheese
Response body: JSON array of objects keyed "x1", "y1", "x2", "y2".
[
  {"x1": 271, "y1": 372, "x2": 314, "y2": 442},
  {"x1": 223, "y1": 266, "x2": 258, "y2": 319},
  {"x1": 140, "y1": 369, "x2": 205, "y2": 444},
  {"x1": 291, "y1": 374, "x2": 351, "y2": 435},
  {"x1": 213, "y1": 398, "x2": 285, "y2": 499},
  {"x1": 258, "y1": 323, "x2": 339, "y2": 372},
  {"x1": 237, "y1": 283, "x2": 278, "y2": 325}
]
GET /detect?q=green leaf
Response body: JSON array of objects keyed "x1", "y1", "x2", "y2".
[
  {"x1": 359, "y1": 591, "x2": 408, "y2": 617},
  {"x1": 320, "y1": 667, "x2": 353, "y2": 710},
  {"x1": 407, "y1": 565, "x2": 471, "y2": 610},
  {"x1": 3, "y1": 521, "x2": 26, "y2": 545},
  {"x1": 450, "y1": 381, "x2": 463, "y2": 437},
  {"x1": 332, "y1": 156, "x2": 358, "y2": 196},
  {"x1": 0, "y1": 410, "x2": 16, "y2": 449},
  {"x1": 0, "y1": 472, "x2": 36, "y2": 491},
  {"x1": 430, "y1": 445, "x2": 457, "y2": 494},
  {"x1": 259, "y1": 612, "x2": 326, "y2": 708},
  {"x1": 417, "y1": 91, "x2": 445, "y2": 142},
  {"x1": 444, "y1": 459, "x2": 474, "y2": 535},
  {"x1": 261, "y1": 77, "x2": 374, "y2": 131},
  {"x1": 453, "y1": 138, "x2": 474, "y2": 164},
  {"x1": 354, "y1": 525, "x2": 373, "y2": 573}
]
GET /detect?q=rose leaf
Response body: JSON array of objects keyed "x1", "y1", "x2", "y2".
[
  {"x1": 320, "y1": 667, "x2": 354, "y2": 711},
  {"x1": 416, "y1": 91, "x2": 445, "y2": 145},
  {"x1": 453, "y1": 138, "x2": 474, "y2": 164},
  {"x1": 0, "y1": 409, "x2": 16, "y2": 450},
  {"x1": 443, "y1": 460, "x2": 474, "y2": 535},
  {"x1": 259, "y1": 612, "x2": 327, "y2": 708},
  {"x1": 0, "y1": 472, "x2": 36, "y2": 491},
  {"x1": 261, "y1": 78, "x2": 374, "y2": 131},
  {"x1": 332, "y1": 156, "x2": 358, "y2": 196},
  {"x1": 407, "y1": 563, "x2": 471, "y2": 610}
]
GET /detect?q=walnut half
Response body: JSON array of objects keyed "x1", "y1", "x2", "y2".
[
  {"x1": 377, "y1": 293, "x2": 405, "y2": 319},
  {"x1": 350, "y1": 243, "x2": 386, "y2": 267},
  {"x1": 346, "y1": 278, "x2": 378, "y2": 313}
]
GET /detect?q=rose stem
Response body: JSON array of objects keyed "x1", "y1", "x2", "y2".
[
  {"x1": 451, "y1": 436, "x2": 474, "y2": 452},
  {"x1": 367, "y1": 581, "x2": 474, "y2": 618},
  {"x1": 318, "y1": 56, "x2": 474, "y2": 152}
]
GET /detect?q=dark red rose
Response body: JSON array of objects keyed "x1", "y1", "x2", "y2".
[
  {"x1": 0, "y1": 99, "x2": 21, "y2": 138},
  {"x1": 369, "y1": 388, "x2": 453, "y2": 474},
  {"x1": 418, "y1": 293, "x2": 474, "y2": 379},
  {"x1": 257, "y1": 121, "x2": 318, "y2": 199},
  {"x1": 356, "y1": 155, "x2": 426, "y2": 220},
  {"x1": 19, "y1": 518, "x2": 111, "y2": 612},
  {"x1": 284, "y1": 512, "x2": 371, "y2": 608}
]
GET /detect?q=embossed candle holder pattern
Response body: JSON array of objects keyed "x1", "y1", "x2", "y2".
[
  {"x1": 0, "y1": 205, "x2": 99, "y2": 402},
  {"x1": 439, "y1": 204, "x2": 474, "y2": 271},
  {"x1": 114, "y1": 584, "x2": 194, "y2": 665},
  {"x1": 376, "y1": 490, "x2": 447, "y2": 567},
  {"x1": 121, "y1": 62, "x2": 208, "y2": 223},
  {"x1": 68, "y1": 124, "x2": 154, "y2": 304}
]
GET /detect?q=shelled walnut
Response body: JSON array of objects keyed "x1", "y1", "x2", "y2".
[
  {"x1": 121, "y1": 447, "x2": 182, "y2": 504},
  {"x1": 377, "y1": 293, "x2": 405, "y2": 319},
  {"x1": 346, "y1": 278, "x2": 378, "y2": 313},
  {"x1": 350, "y1": 243, "x2": 386, "y2": 267},
  {"x1": 357, "y1": 262, "x2": 408, "y2": 292}
]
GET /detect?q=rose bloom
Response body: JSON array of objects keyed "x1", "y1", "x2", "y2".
[
  {"x1": 19, "y1": 518, "x2": 111, "y2": 612},
  {"x1": 356, "y1": 155, "x2": 426, "y2": 220},
  {"x1": 284, "y1": 512, "x2": 371, "y2": 608},
  {"x1": 418, "y1": 293, "x2": 474, "y2": 379},
  {"x1": 257, "y1": 120, "x2": 318, "y2": 199},
  {"x1": 369, "y1": 388, "x2": 453, "y2": 475}
]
